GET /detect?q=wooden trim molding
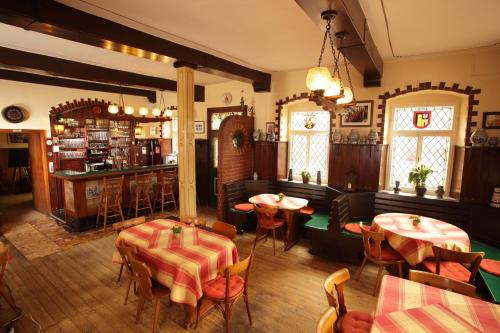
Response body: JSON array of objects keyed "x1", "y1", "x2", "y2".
[{"x1": 377, "y1": 82, "x2": 481, "y2": 145}]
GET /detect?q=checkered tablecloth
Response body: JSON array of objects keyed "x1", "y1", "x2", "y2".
[
  {"x1": 115, "y1": 219, "x2": 239, "y2": 307},
  {"x1": 248, "y1": 194, "x2": 308, "y2": 210},
  {"x1": 374, "y1": 275, "x2": 500, "y2": 332},
  {"x1": 372, "y1": 213, "x2": 470, "y2": 266}
]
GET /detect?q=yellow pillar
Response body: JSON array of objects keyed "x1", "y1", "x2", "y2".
[{"x1": 176, "y1": 65, "x2": 197, "y2": 217}]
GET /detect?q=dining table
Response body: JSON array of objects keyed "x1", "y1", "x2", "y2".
[
  {"x1": 371, "y1": 213, "x2": 470, "y2": 266},
  {"x1": 248, "y1": 193, "x2": 308, "y2": 250},
  {"x1": 372, "y1": 275, "x2": 500, "y2": 332},
  {"x1": 113, "y1": 218, "x2": 239, "y2": 327}
]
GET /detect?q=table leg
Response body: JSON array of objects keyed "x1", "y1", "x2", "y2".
[{"x1": 282, "y1": 209, "x2": 298, "y2": 251}]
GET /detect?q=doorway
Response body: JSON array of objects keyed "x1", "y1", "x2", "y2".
[
  {"x1": 0, "y1": 130, "x2": 51, "y2": 216},
  {"x1": 207, "y1": 106, "x2": 246, "y2": 207}
]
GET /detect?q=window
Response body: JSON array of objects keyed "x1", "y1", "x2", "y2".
[
  {"x1": 389, "y1": 106, "x2": 454, "y2": 190},
  {"x1": 288, "y1": 111, "x2": 330, "y2": 183},
  {"x1": 162, "y1": 119, "x2": 178, "y2": 154}
]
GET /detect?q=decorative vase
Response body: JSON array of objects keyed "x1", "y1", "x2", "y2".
[
  {"x1": 368, "y1": 129, "x2": 379, "y2": 145},
  {"x1": 253, "y1": 172, "x2": 258, "y2": 180},
  {"x1": 288, "y1": 168, "x2": 293, "y2": 181},
  {"x1": 490, "y1": 187, "x2": 500, "y2": 208},
  {"x1": 348, "y1": 129, "x2": 360, "y2": 144},
  {"x1": 470, "y1": 128, "x2": 488, "y2": 147},
  {"x1": 340, "y1": 136, "x2": 348, "y2": 144},
  {"x1": 360, "y1": 136, "x2": 367, "y2": 144},
  {"x1": 393, "y1": 180, "x2": 400, "y2": 194},
  {"x1": 487, "y1": 136, "x2": 499, "y2": 147},
  {"x1": 316, "y1": 171, "x2": 321, "y2": 185},
  {"x1": 415, "y1": 186, "x2": 427, "y2": 197},
  {"x1": 332, "y1": 129, "x2": 342, "y2": 144},
  {"x1": 252, "y1": 129, "x2": 260, "y2": 141},
  {"x1": 435, "y1": 185, "x2": 445, "y2": 199}
]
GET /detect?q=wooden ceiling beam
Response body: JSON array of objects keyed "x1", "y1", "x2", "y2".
[
  {"x1": 0, "y1": 46, "x2": 205, "y2": 102},
  {"x1": 294, "y1": 0, "x2": 383, "y2": 87},
  {"x1": 0, "y1": 0, "x2": 271, "y2": 92}
]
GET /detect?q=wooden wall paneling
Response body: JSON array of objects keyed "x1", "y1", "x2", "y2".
[
  {"x1": 460, "y1": 147, "x2": 500, "y2": 204},
  {"x1": 28, "y1": 131, "x2": 51, "y2": 214},
  {"x1": 254, "y1": 142, "x2": 277, "y2": 180},
  {"x1": 276, "y1": 142, "x2": 288, "y2": 180},
  {"x1": 450, "y1": 146, "x2": 465, "y2": 200},
  {"x1": 195, "y1": 139, "x2": 209, "y2": 205}
]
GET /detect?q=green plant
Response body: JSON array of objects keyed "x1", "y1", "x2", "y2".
[
  {"x1": 300, "y1": 171, "x2": 311, "y2": 179},
  {"x1": 172, "y1": 225, "x2": 182, "y2": 234},
  {"x1": 408, "y1": 164, "x2": 433, "y2": 187}
]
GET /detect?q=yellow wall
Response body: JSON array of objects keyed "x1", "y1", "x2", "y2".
[{"x1": 0, "y1": 133, "x2": 28, "y2": 148}]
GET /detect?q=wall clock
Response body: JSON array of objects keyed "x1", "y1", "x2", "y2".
[{"x1": 2, "y1": 105, "x2": 28, "y2": 123}]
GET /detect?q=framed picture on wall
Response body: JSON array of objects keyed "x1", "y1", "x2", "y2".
[
  {"x1": 265, "y1": 122, "x2": 275, "y2": 134},
  {"x1": 7, "y1": 133, "x2": 29, "y2": 144},
  {"x1": 194, "y1": 121, "x2": 205, "y2": 133},
  {"x1": 340, "y1": 100, "x2": 373, "y2": 127},
  {"x1": 482, "y1": 112, "x2": 500, "y2": 129}
]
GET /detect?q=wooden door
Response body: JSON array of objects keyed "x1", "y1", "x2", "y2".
[{"x1": 28, "y1": 131, "x2": 51, "y2": 214}]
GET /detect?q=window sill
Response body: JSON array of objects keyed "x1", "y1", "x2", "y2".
[{"x1": 379, "y1": 189, "x2": 458, "y2": 202}]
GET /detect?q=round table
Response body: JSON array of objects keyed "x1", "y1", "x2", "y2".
[
  {"x1": 249, "y1": 194, "x2": 308, "y2": 250},
  {"x1": 372, "y1": 213, "x2": 470, "y2": 266}
]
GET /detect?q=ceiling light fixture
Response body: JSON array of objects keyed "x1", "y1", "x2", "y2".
[
  {"x1": 124, "y1": 105, "x2": 135, "y2": 115},
  {"x1": 139, "y1": 107, "x2": 149, "y2": 117},
  {"x1": 306, "y1": 10, "x2": 357, "y2": 108}
]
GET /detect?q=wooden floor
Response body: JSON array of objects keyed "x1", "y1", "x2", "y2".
[{"x1": 0, "y1": 212, "x2": 381, "y2": 332}]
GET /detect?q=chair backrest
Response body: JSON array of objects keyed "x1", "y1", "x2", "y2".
[
  {"x1": 330, "y1": 194, "x2": 351, "y2": 233},
  {"x1": 316, "y1": 307, "x2": 338, "y2": 333},
  {"x1": 180, "y1": 216, "x2": 207, "y2": 228},
  {"x1": 212, "y1": 221, "x2": 237, "y2": 240},
  {"x1": 221, "y1": 251, "x2": 254, "y2": 300},
  {"x1": 103, "y1": 175, "x2": 124, "y2": 202},
  {"x1": 253, "y1": 203, "x2": 280, "y2": 229},
  {"x1": 432, "y1": 245, "x2": 484, "y2": 283},
  {"x1": 323, "y1": 268, "x2": 350, "y2": 315},
  {"x1": 161, "y1": 169, "x2": 177, "y2": 187},
  {"x1": 129, "y1": 257, "x2": 154, "y2": 299},
  {"x1": 135, "y1": 172, "x2": 154, "y2": 195},
  {"x1": 360, "y1": 226, "x2": 385, "y2": 260},
  {"x1": 116, "y1": 244, "x2": 138, "y2": 275},
  {"x1": 409, "y1": 270, "x2": 476, "y2": 297},
  {"x1": 112, "y1": 216, "x2": 146, "y2": 234},
  {"x1": 0, "y1": 243, "x2": 10, "y2": 279}
]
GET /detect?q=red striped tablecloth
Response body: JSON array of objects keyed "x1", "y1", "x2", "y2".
[
  {"x1": 374, "y1": 275, "x2": 500, "y2": 332},
  {"x1": 372, "y1": 213, "x2": 470, "y2": 266},
  {"x1": 248, "y1": 194, "x2": 308, "y2": 210},
  {"x1": 115, "y1": 219, "x2": 239, "y2": 307}
]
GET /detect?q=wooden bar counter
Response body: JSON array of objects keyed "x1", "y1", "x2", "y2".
[{"x1": 51, "y1": 164, "x2": 177, "y2": 231}]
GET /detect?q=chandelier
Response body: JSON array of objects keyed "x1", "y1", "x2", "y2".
[{"x1": 306, "y1": 10, "x2": 356, "y2": 108}]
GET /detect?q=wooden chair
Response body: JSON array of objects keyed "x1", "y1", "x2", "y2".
[
  {"x1": 180, "y1": 216, "x2": 207, "y2": 229},
  {"x1": 323, "y1": 268, "x2": 373, "y2": 332},
  {"x1": 112, "y1": 216, "x2": 146, "y2": 234},
  {"x1": 153, "y1": 169, "x2": 177, "y2": 213},
  {"x1": 129, "y1": 257, "x2": 171, "y2": 333},
  {"x1": 317, "y1": 307, "x2": 338, "y2": 333},
  {"x1": 253, "y1": 203, "x2": 285, "y2": 256},
  {"x1": 128, "y1": 172, "x2": 154, "y2": 218},
  {"x1": 96, "y1": 175, "x2": 125, "y2": 230},
  {"x1": 0, "y1": 244, "x2": 21, "y2": 317},
  {"x1": 196, "y1": 252, "x2": 254, "y2": 333},
  {"x1": 356, "y1": 226, "x2": 404, "y2": 295},
  {"x1": 409, "y1": 270, "x2": 476, "y2": 297},
  {"x1": 212, "y1": 221, "x2": 237, "y2": 240},
  {"x1": 422, "y1": 245, "x2": 485, "y2": 284},
  {"x1": 115, "y1": 243, "x2": 140, "y2": 305}
]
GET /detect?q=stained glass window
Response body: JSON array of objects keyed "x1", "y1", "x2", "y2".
[
  {"x1": 394, "y1": 106, "x2": 454, "y2": 131},
  {"x1": 211, "y1": 112, "x2": 242, "y2": 131}
]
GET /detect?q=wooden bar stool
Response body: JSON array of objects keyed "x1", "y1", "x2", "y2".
[
  {"x1": 96, "y1": 175, "x2": 125, "y2": 230},
  {"x1": 128, "y1": 172, "x2": 154, "y2": 218},
  {"x1": 153, "y1": 169, "x2": 177, "y2": 213}
]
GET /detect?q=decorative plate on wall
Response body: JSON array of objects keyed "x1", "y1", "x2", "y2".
[{"x1": 2, "y1": 105, "x2": 28, "y2": 123}]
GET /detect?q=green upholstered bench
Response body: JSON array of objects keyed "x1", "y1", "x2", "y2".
[
  {"x1": 304, "y1": 212, "x2": 330, "y2": 231},
  {"x1": 340, "y1": 221, "x2": 372, "y2": 239},
  {"x1": 471, "y1": 240, "x2": 500, "y2": 303}
]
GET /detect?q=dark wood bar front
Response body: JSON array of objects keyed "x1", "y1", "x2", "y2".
[{"x1": 51, "y1": 164, "x2": 177, "y2": 231}]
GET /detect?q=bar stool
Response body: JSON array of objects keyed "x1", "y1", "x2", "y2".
[
  {"x1": 96, "y1": 175, "x2": 125, "y2": 230},
  {"x1": 128, "y1": 172, "x2": 154, "y2": 218},
  {"x1": 153, "y1": 169, "x2": 177, "y2": 213}
]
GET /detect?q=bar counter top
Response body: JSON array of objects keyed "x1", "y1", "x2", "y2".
[{"x1": 52, "y1": 163, "x2": 178, "y2": 180}]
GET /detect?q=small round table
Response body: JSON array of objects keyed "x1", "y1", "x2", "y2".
[
  {"x1": 372, "y1": 213, "x2": 470, "y2": 266},
  {"x1": 249, "y1": 194, "x2": 308, "y2": 250}
]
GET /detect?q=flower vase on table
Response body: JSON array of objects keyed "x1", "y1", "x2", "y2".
[
  {"x1": 278, "y1": 193, "x2": 285, "y2": 202},
  {"x1": 410, "y1": 215, "x2": 421, "y2": 226},
  {"x1": 172, "y1": 225, "x2": 182, "y2": 238}
]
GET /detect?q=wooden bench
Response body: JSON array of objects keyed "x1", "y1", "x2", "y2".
[{"x1": 471, "y1": 240, "x2": 500, "y2": 304}]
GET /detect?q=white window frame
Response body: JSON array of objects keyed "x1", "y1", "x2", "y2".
[
  {"x1": 386, "y1": 105, "x2": 458, "y2": 194},
  {"x1": 288, "y1": 110, "x2": 330, "y2": 184}
]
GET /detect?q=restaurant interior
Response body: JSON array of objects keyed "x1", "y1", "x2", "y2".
[{"x1": 0, "y1": 1, "x2": 499, "y2": 332}]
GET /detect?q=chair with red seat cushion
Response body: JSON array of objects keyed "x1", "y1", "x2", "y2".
[
  {"x1": 323, "y1": 268, "x2": 373, "y2": 333},
  {"x1": 196, "y1": 252, "x2": 254, "y2": 333},
  {"x1": 233, "y1": 203, "x2": 254, "y2": 212},
  {"x1": 422, "y1": 245, "x2": 484, "y2": 285},
  {"x1": 480, "y1": 258, "x2": 500, "y2": 277},
  {"x1": 300, "y1": 206, "x2": 315, "y2": 215},
  {"x1": 355, "y1": 226, "x2": 404, "y2": 295},
  {"x1": 253, "y1": 203, "x2": 286, "y2": 256}
]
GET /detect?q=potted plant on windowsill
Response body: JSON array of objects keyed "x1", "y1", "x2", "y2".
[
  {"x1": 301, "y1": 171, "x2": 311, "y2": 184},
  {"x1": 408, "y1": 164, "x2": 433, "y2": 197}
]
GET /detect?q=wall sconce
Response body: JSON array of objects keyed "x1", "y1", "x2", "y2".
[
  {"x1": 134, "y1": 124, "x2": 143, "y2": 135},
  {"x1": 54, "y1": 122, "x2": 65, "y2": 135}
]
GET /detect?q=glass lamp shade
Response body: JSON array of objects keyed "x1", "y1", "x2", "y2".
[
  {"x1": 139, "y1": 107, "x2": 149, "y2": 117},
  {"x1": 336, "y1": 87, "x2": 353, "y2": 104},
  {"x1": 306, "y1": 67, "x2": 331, "y2": 92},
  {"x1": 323, "y1": 77, "x2": 342, "y2": 98},
  {"x1": 165, "y1": 109, "x2": 173, "y2": 117},
  {"x1": 108, "y1": 104, "x2": 119, "y2": 114},
  {"x1": 134, "y1": 125, "x2": 143, "y2": 135},
  {"x1": 54, "y1": 123, "x2": 65, "y2": 135},
  {"x1": 124, "y1": 106, "x2": 135, "y2": 115},
  {"x1": 152, "y1": 107, "x2": 162, "y2": 117}
]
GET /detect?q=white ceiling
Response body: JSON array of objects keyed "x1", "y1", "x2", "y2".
[{"x1": 360, "y1": 0, "x2": 500, "y2": 59}]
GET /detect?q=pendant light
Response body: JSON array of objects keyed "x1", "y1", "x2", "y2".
[
  {"x1": 108, "y1": 104, "x2": 119, "y2": 114},
  {"x1": 139, "y1": 107, "x2": 149, "y2": 117},
  {"x1": 124, "y1": 105, "x2": 135, "y2": 115},
  {"x1": 152, "y1": 107, "x2": 162, "y2": 117},
  {"x1": 165, "y1": 108, "x2": 173, "y2": 117},
  {"x1": 335, "y1": 32, "x2": 356, "y2": 106}
]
